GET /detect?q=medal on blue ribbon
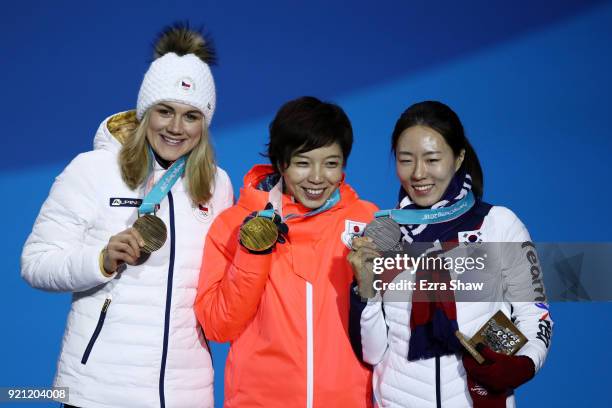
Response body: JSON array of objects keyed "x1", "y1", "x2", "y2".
[
  {"x1": 240, "y1": 215, "x2": 279, "y2": 252},
  {"x1": 366, "y1": 192, "x2": 476, "y2": 251},
  {"x1": 240, "y1": 184, "x2": 342, "y2": 252},
  {"x1": 133, "y1": 156, "x2": 186, "y2": 257},
  {"x1": 375, "y1": 191, "x2": 475, "y2": 225}
]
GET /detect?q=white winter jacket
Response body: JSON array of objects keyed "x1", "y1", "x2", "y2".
[
  {"x1": 356, "y1": 206, "x2": 552, "y2": 408},
  {"x1": 21, "y1": 112, "x2": 233, "y2": 408}
]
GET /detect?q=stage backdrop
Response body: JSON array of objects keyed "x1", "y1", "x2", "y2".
[{"x1": 1, "y1": 0, "x2": 611, "y2": 406}]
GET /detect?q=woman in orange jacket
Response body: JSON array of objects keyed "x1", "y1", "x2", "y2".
[{"x1": 195, "y1": 96, "x2": 377, "y2": 407}]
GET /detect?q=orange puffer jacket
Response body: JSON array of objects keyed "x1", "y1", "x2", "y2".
[{"x1": 195, "y1": 164, "x2": 377, "y2": 407}]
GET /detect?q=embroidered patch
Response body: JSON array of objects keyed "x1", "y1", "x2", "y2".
[
  {"x1": 194, "y1": 203, "x2": 212, "y2": 223},
  {"x1": 537, "y1": 318, "x2": 552, "y2": 348},
  {"x1": 109, "y1": 198, "x2": 143, "y2": 207},
  {"x1": 535, "y1": 302, "x2": 552, "y2": 321},
  {"x1": 177, "y1": 77, "x2": 195, "y2": 92},
  {"x1": 458, "y1": 229, "x2": 483, "y2": 243},
  {"x1": 470, "y1": 384, "x2": 488, "y2": 396},
  {"x1": 341, "y1": 220, "x2": 367, "y2": 249}
]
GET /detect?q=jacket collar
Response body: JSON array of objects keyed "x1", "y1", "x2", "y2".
[
  {"x1": 93, "y1": 110, "x2": 138, "y2": 153},
  {"x1": 237, "y1": 164, "x2": 359, "y2": 215}
]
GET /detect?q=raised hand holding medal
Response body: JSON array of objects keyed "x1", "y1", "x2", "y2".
[
  {"x1": 102, "y1": 227, "x2": 147, "y2": 274},
  {"x1": 102, "y1": 155, "x2": 186, "y2": 273},
  {"x1": 348, "y1": 216, "x2": 402, "y2": 299},
  {"x1": 239, "y1": 203, "x2": 288, "y2": 253},
  {"x1": 238, "y1": 181, "x2": 342, "y2": 253},
  {"x1": 132, "y1": 155, "x2": 186, "y2": 258}
]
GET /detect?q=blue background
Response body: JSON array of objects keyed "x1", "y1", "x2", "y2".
[{"x1": 2, "y1": 0, "x2": 611, "y2": 406}]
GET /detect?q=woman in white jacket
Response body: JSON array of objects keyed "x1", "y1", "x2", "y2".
[
  {"x1": 348, "y1": 101, "x2": 552, "y2": 408},
  {"x1": 21, "y1": 24, "x2": 233, "y2": 408}
]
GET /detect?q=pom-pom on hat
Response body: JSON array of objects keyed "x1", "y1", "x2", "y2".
[{"x1": 137, "y1": 23, "x2": 217, "y2": 127}]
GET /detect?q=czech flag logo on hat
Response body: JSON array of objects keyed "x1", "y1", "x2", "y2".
[{"x1": 178, "y1": 77, "x2": 195, "y2": 92}]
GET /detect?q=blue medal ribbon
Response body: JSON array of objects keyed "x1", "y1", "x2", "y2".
[
  {"x1": 138, "y1": 155, "x2": 187, "y2": 215},
  {"x1": 258, "y1": 188, "x2": 341, "y2": 220},
  {"x1": 375, "y1": 191, "x2": 475, "y2": 225}
]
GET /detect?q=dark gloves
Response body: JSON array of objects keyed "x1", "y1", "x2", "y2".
[
  {"x1": 463, "y1": 345, "x2": 535, "y2": 393},
  {"x1": 239, "y1": 203, "x2": 288, "y2": 254}
]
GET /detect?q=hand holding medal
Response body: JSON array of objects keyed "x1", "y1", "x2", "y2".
[
  {"x1": 102, "y1": 227, "x2": 146, "y2": 274},
  {"x1": 239, "y1": 203, "x2": 288, "y2": 253},
  {"x1": 102, "y1": 154, "x2": 185, "y2": 274},
  {"x1": 239, "y1": 185, "x2": 342, "y2": 253},
  {"x1": 347, "y1": 236, "x2": 381, "y2": 299},
  {"x1": 347, "y1": 217, "x2": 401, "y2": 299},
  {"x1": 102, "y1": 208, "x2": 169, "y2": 274}
]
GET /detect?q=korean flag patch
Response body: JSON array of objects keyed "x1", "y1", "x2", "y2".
[{"x1": 459, "y1": 229, "x2": 483, "y2": 244}]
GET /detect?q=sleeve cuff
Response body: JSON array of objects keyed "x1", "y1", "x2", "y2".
[
  {"x1": 99, "y1": 247, "x2": 116, "y2": 278},
  {"x1": 82, "y1": 245, "x2": 115, "y2": 288},
  {"x1": 516, "y1": 343, "x2": 543, "y2": 372}
]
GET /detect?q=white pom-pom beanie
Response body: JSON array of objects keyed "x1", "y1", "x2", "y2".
[{"x1": 136, "y1": 52, "x2": 216, "y2": 127}]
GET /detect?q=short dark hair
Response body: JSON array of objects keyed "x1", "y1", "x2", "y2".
[
  {"x1": 391, "y1": 101, "x2": 484, "y2": 198},
  {"x1": 267, "y1": 96, "x2": 353, "y2": 172}
]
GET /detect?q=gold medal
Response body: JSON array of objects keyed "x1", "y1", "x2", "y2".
[
  {"x1": 240, "y1": 216, "x2": 279, "y2": 252},
  {"x1": 133, "y1": 214, "x2": 167, "y2": 253}
]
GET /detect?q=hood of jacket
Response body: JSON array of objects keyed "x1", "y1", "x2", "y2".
[
  {"x1": 93, "y1": 110, "x2": 138, "y2": 152},
  {"x1": 237, "y1": 164, "x2": 360, "y2": 216}
]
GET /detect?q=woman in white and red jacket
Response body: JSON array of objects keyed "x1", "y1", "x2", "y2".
[
  {"x1": 20, "y1": 24, "x2": 232, "y2": 408},
  {"x1": 349, "y1": 101, "x2": 552, "y2": 408}
]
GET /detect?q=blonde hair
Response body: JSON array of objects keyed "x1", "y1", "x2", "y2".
[{"x1": 118, "y1": 109, "x2": 216, "y2": 205}]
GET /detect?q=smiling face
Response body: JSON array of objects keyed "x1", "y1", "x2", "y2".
[
  {"x1": 395, "y1": 125, "x2": 465, "y2": 207},
  {"x1": 146, "y1": 101, "x2": 204, "y2": 162},
  {"x1": 282, "y1": 143, "x2": 344, "y2": 209}
]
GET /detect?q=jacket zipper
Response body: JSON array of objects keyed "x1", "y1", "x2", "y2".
[
  {"x1": 435, "y1": 355, "x2": 441, "y2": 408},
  {"x1": 159, "y1": 191, "x2": 176, "y2": 408},
  {"x1": 306, "y1": 282, "x2": 313, "y2": 408},
  {"x1": 81, "y1": 296, "x2": 112, "y2": 364}
]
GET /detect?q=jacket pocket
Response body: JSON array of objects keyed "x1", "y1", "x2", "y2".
[{"x1": 81, "y1": 297, "x2": 112, "y2": 365}]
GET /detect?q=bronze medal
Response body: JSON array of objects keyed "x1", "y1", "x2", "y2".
[
  {"x1": 134, "y1": 251, "x2": 151, "y2": 266},
  {"x1": 133, "y1": 214, "x2": 167, "y2": 254},
  {"x1": 240, "y1": 216, "x2": 279, "y2": 252}
]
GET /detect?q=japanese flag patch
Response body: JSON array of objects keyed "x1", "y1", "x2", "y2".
[{"x1": 341, "y1": 220, "x2": 367, "y2": 249}]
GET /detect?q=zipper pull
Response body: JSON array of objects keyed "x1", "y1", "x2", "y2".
[{"x1": 102, "y1": 295, "x2": 112, "y2": 313}]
